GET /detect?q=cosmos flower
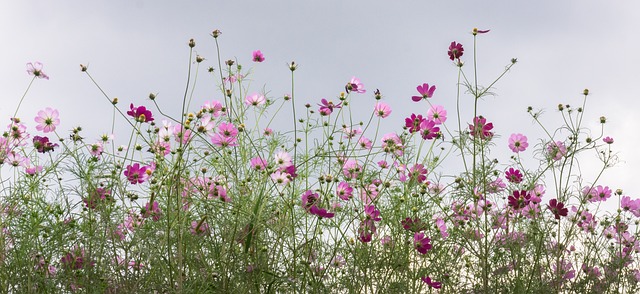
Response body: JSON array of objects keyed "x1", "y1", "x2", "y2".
[
  {"x1": 34, "y1": 107, "x2": 60, "y2": 133},
  {"x1": 411, "y1": 83, "x2": 436, "y2": 102},
  {"x1": 252, "y1": 50, "x2": 265, "y2": 62},
  {"x1": 448, "y1": 41, "x2": 464, "y2": 61}
]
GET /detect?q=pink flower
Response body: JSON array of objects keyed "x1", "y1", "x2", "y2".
[
  {"x1": 402, "y1": 217, "x2": 427, "y2": 232},
  {"x1": 408, "y1": 164, "x2": 428, "y2": 183},
  {"x1": 547, "y1": 199, "x2": 568, "y2": 220},
  {"x1": 421, "y1": 276, "x2": 442, "y2": 289},
  {"x1": 245, "y1": 92, "x2": 266, "y2": 106},
  {"x1": 318, "y1": 98, "x2": 342, "y2": 116},
  {"x1": 190, "y1": 220, "x2": 210, "y2": 236},
  {"x1": 124, "y1": 163, "x2": 149, "y2": 184},
  {"x1": 546, "y1": 141, "x2": 567, "y2": 161},
  {"x1": 33, "y1": 136, "x2": 58, "y2": 153},
  {"x1": 508, "y1": 190, "x2": 531, "y2": 211},
  {"x1": 448, "y1": 41, "x2": 464, "y2": 61},
  {"x1": 411, "y1": 83, "x2": 436, "y2": 102},
  {"x1": 603, "y1": 136, "x2": 614, "y2": 144},
  {"x1": 34, "y1": 107, "x2": 60, "y2": 133},
  {"x1": 346, "y1": 77, "x2": 366, "y2": 94},
  {"x1": 127, "y1": 104, "x2": 154, "y2": 123},
  {"x1": 336, "y1": 181, "x2": 353, "y2": 200},
  {"x1": 342, "y1": 159, "x2": 361, "y2": 179},
  {"x1": 250, "y1": 157, "x2": 267, "y2": 170},
  {"x1": 381, "y1": 133, "x2": 404, "y2": 156},
  {"x1": 621, "y1": 196, "x2": 640, "y2": 217},
  {"x1": 364, "y1": 205, "x2": 382, "y2": 222},
  {"x1": 469, "y1": 116, "x2": 493, "y2": 139},
  {"x1": 405, "y1": 114, "x2": 426, "y2": 133},
  {"x1": 373, "y1": 102, "x2": 392, "y2": 118},
  {"x1": 309, "y1": 205, "x2": 335, "y2": 218},
  {"x1": 419, "y1": 119, "x2": 440, "y2": 140},
  {"x1": 427, "y1": 105, "x2": 447, "y2": 124},
  {"x1": 357, "y1": 137, "x2": 372, "y2": 149},
  {"x1": 505, "y1": 168, "x2": 523, "y2": 183},
  {"x1": 26, "y1": 62, "x2": 49, "y2": 79},
  {"x1": 435, "y1": 218, "x2": 448, "y2": 239},
  {"x1": 274, "y1": 151, "x2": 292, "y2": 169},
  {"x1": 143, "y1": 201, "x2": 162, "y2": 221},
  {"x1": 413, "y1": 232, "x2": 432, "y2": 254},
  {"x1": 508, "y1": 133, "x2": 528, "y2": 153},
  {"x1": 252, "y1": 50, "x2": 265, "y2": 62},
  {"x1": 583, "y1": 185, "x2": 612, "y2": 202}
]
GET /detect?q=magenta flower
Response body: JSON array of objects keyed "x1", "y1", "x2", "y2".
[
  {"x1": 252, "y1": 50, "x2": 265, "y2": 62},
  {"x1": 505, "y1": 168, "x2": 523, "y2": 183},
  {"x1": 301, "y1": 190, "x2": 319, "y2": 211},
  {"x1": 245, "y1": 92, "x2": 266, "y2": 106},
  {"x1": 364, "y1": 205, "x2": 382, "y2": 222},
  {"x1": 33, "y1": 136, "x2": 58, "y2": 153},
  {"x1": 124, "y1": 163, "x2": 149, "y2": 184},
  {"x1": 420, "y1": 119, "x2": 440, "y2": 140},
  {"x1": 309, "y1": 205, "x2": 335, "y2": 218},
  {"x1": 374, "y1": 102, "x2": 392, "y2": 118},
  {"x1": 421, "y1": 276, "x2": 442, "y2": 289},
  {"x1": 336, "y1": 181, "x2": 353, "y2": 200},
  {"x1": 346, "y1": 76, "x2": 366, "y2": 94},
  {"x1": 402, "y1": 217, "x2": 427, "y2": 232},
  {"x1": 413, "y1": 232, "x2": 432, "y2": 254},
  {"x1": 405, "y1": 114, "x2": 426, "y2": 133},
  {"x1": 26, "y1": 62, "x2": 49, "y2": 79},
  {"x1": 358, "y1": 219, "x2": 376, "y2": 243},
  {"x1": 603, "y1": 136, "x2": 614, "y2": 144},
  {"x1": 547, "y1": 199, "x2": 568, "y2": 220},
  {"x1": 211, "y1": 122, "x2": 239, "y2": 147},
  {"x1": 427, "y1": 105, "x2": 447, "y2": 124},
  {"x1": 190, "y1": 220, "x2": 210, "y2": 236},
  {"x1": 142, "y1": 201, "x2": 162, "y2": 221},
  {"x1": 411, "y1": 83, "x2": 436, "y2": 102},
  {"x1": 318, "y1": 98, "x2": 342, "y2": 116},
  {"x1": 508, "y1": 190, "x2": 531, "y2": 211},
  {"x1": 34, "y1": 107, "x2": 60, "y2": 133},
  {"x1": 448, "y1": 41, "x2": 464, "y2": 61},
  {"x1": 508, "y1": 133, "x2": 529, "y2": 153},
  {"x1": 469, "y1": 116, "x2": 493, "y2": 139},
  {"x1": 127, "y1": 103, "x2": 154, "y2": 123},
  {"x1": 408, "y1": 164, "x2": 428, "y2": 183},
  {"x1": 546, "y1": 141, "x2": 567, "y2": 161}
]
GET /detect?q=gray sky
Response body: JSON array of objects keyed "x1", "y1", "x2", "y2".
[{"x1": 2, "y1": 1, "x2": 638, "y2": 202}]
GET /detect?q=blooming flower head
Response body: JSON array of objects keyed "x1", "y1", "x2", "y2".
[
  {"x1": 583, "y1": 185, "x2": 612, "y2": 203},
  {"x1": 252, "y1": 50, "x2": 265, "y2": 62},
  {"x1": 124, "y1": 163, "x2": 149, "y2": 184},
  {"x1": 346, "y1": 76, "x2": 366, "y2": 94},
  {"x1": 190, "y1": 220, "x2": 210, "y2": 236},
  {"x1": 381, "y1": 133, "x2": 404, "y2": 156},
  {"x1": 402, "y1": 217, "x2": 427, "y2": 232},
  {"x1": 405, "y1": 113, "x2": 426, "y2": 133},
  {"x1": 469, "y1": 116, "x2": 493, "y2": 139},
  {"x1": 547, "y1": 199, "x2": 568, "y2": 220},
  {"x1": 318, "y1": 98, "x2": 342, "y2": 116},
  {"x1": 26, "y1": 62, "x2": 49, "y2": 79},
  {"x1": 245, "y1": 92, "x2": 266, "y2": 106},
  {"x1": 250, "y1": 157, "x2": 267, "y2": 171},
  {"x1": 420, "y1": 119, "x2": 440, "y2": 140},
  {"x1": 127, "y1": 103, "x2": 154, "y2": 123},
  {"x1": 408, "y1": 164, "x2": 428, "y2": 183},
  {"x1": 621, "y1": 196, "x2": 640, "y2": 217},
  {"x1": 448, "y1": 41, "x2": 464, "y2": 61},
  {"x1": 603, "y1": 136, "x2": 614, "y2": 144},
  {"x1": 336, "y1": 181, "x2": 353, "y2": 200},
  {"x1": 342, "y1": 159, "x2": 361, "y2": 179},
  {"x1": 364, "y1": 205, "x2": 382, "y2": 222},
  {"x1": 373, "y1": 102, "x2": 392, "y2": 118},
  {"x1": 411, "y1": 83, "x2": 436, "y2": 102},
  {"x1": 413, "y1": 232, "x2": 432, "y2": 254},
  {"x1": 142, "y1": 201, "x2": 162, "y2": 221},
  {"x1": 33, "y1": 136, "x2": 58, "y2": 153},
  {"x1": 427, "y1": 105, "x2": 447, "y2": 124},
  {"x1": 34, "y1": 107, "x2": 60, "y2": 133},
  {"x1": 508, "y1": 133, "x2": 529, "y2": 153},
  {"x1": 546, "y1": 141, "x2": 567, "y2": 161},
  {"x1": 505, "y1": 168, "x2": 523, "y2": 183},
  {"x1": 508, "y1": 190, "x2": 531, "y2": 211}
]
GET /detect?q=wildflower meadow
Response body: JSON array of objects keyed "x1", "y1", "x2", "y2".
[{"x1": 1, "y1": 28, "x2": 639, "y2": 293}]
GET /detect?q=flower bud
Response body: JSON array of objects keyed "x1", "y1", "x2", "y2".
[
  {"x1": 188, "y1": 38, "x2": 196, "y2": 48},
  {"x1": 80, "y1": 64, "x2": 88, "y2": 72},
  {"x1": 289, "y1": 61, "x2": 297, "y2": 71},
  {"x1": 600, "y1": 116, "x2": 606, "y2": 124},
  {"x1": 583, "y1": 89, "x2": 589, "y2": 96},
  {"x1": 226, "y1": 60, "x2": 235, "y2": 66},
  {"x1": 112, "y1": 98, "x2": 118, "y2": 105},
  {"x1": 196, "y1": 55, "x2": 204, "y2": 63},
  {"x1": 149, "y1": 93, "x2": 156, "y2": 100},
  {"x1": 211, "y1": 29, "x2": 221, "y2": 38}
]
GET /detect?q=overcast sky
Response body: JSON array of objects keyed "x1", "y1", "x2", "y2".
[{"x1": 2, "y1": 1, "x2": 638, "y2": 202}]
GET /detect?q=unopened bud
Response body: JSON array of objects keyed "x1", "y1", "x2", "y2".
[
  {"x1": 583, "y1": 89, "x2": 589, "y2": 96},
  {"x1": 289, "y1": 61, "x2": 297, "y2": 71},
  {"x1": 600, "y1": 116, "x2": 606, "y2": 124},
  {"x1": 226, "y1": 60, "x2": 234, "y2": 66},
  {"x1": 196, "y1": 55, "x2": 204, "y2": 63},
  {"x1": 80, "y1": 64, "x2": 88, "y2": 72},
  {"x1": 188, "y1": 38, "x2": 196, "y2": 48},
  {"x1": 211, "y1": 29, "x2": 221, "y2": 38},
  {"x1": 149, "y1": 93, "x2": 156, "y2": 100},
  {"x1": 112, "y1": 98, "x2": 118, "y2": 105},
  {"x1": 374, "y1": 89, "x2": 381, "y2": 100}
]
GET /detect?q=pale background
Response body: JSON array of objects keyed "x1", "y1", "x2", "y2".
[{"x1": 2, "y1": 1, "x2": 638, "y2": 205}]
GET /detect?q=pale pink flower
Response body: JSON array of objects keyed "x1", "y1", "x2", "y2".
[
  {"x1": 508, "y1": 133, "x2": 529, "y2": 153},
  {"x1": 373, "y1": 102, "x2": 391, "y2": 118},
  {"x1": 34, "y1": 107, "x2": 60, "y2": 133},
  {"x1": 245, "y1": 92, "x2": 266, "y2": 106},
  {"x1": 346, "y1": 77, "x2": 366, "y2": 94},
  {"x1": 427, "y1": 105, "x2": 447, "y2": 124},
  {"x1": 26, "y1": 62, "x2": 49, "y2": 79}
]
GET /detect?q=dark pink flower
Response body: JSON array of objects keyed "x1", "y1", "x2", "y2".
[
  {"x1": 309, "y1": 205, "x2": 335, "y2": 218},
  {"x1": 547, "y1": 199, "x2": 568, "y2": 220},
  {"x1": 411, "y1": 83, "x2": 436, "y2": 102},
  {"x1": 364, "y1": 205, "x2": 382, "y2": 222},
  {"x1": 421, "y1": 276, "x2": 442, "y2": 289},
  {"x1": 508, "y1": 133, "x2": 528, "y2": 153},
  {"x1": 469, "y1": 116, "x2": 493, "y2": 139},
  {"x1": 34, "y1": 107, "x2": 60, "y2": 133},
  {"x1": 508, "y1": 190, "x2": 531, "y2": 211},
  {"x1": 621, "y1": 196, "x2": 640, "y2": 217},
  {"x1": 413, "y1": 232, "x2": 432, "y2": 254},
  {"x1": 448, "y1": 41, "x2": 464, "y2": 61},
  {"x1": 402, "y1": 217, "x2": 427, "y2": 232},
  {"x1": 252, "y1": 50, "x2": 265, "y2": 62},
  {"x1": 26, "y1": 62, "x2": 49, "y2": 80},
  {"x1": 505, "y1": 168, "x2": 523, "y2": 183},
  {"x1": 142, "y1": 201, "x2": 162, "y2": 221},
  {"x1": 301, "y1": 190, "x2": 319, "y2": 211},
  {"x1": 33, "y1": 136, "x2": 58, "y2": 153},
  {"x1": 124, "y1": 163, "x2": 149, "y2": 184},
  {"x1": 420, "y1": 119, "x2": 440, "y2": 140},
  {"x1": 405, "y1": 114, "x2": 426, "y2": 133},
  {"x1": 127, "y1": 103, "x2": 154, "y2": 123},
  {"x1": 603, "y1": 136, "x2": 614, "y2": 144},
  {"x1": 408, "y1": 164, "x2": 428, "y2": 183},
  {"x1": 358, "y1": 219, "x2": 376, "y2": 243}
]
